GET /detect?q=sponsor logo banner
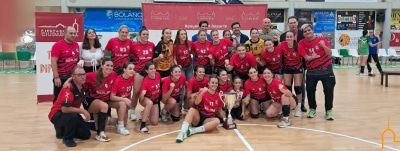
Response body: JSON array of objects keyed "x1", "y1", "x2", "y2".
[{"x1": 35, "y1": 12, "x2": 84, "y2": 42}]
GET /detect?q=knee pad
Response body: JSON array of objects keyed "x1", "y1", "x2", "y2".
[
  {"x1": 285, "y1": 85, "x2": 292, "y2": 90},
  {"x1": 170, "y1": 115, "x2": 180, "y2": 122},
  {"x1": 294, "y1": 86, "x2": 302, "y2": 95},
  {"x1": 250, "y1": 113, "x2": 259, "y2": 119}
]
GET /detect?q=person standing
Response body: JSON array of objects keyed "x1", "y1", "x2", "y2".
[
  {"x1": 231, "y1": 22, "x2": 249, "y2": 45},
  {"x1": 192, "y1": 20, "x2": 212, "y2": 42},
  {"x1": 367, "y1": 30, "x2": 383, "y2": 76},
  {"x1": 78, "y1": 28, "x2": 103, "y2": 73},
  {"x1": 357, "y1": 30, "x2": 371, "y2": 76},
  {"x1": 51, "y1": 26, "x2": 80, "y2": 103},
  {"x1": 48, "y1": 66, "x2": 90, "y2": 147},
  {"x1": 259, "y1": 18, "x2": 280, "y2": 44}
]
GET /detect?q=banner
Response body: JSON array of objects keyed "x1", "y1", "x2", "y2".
[
  {"x1": 142, "y1": 3, "x2": 267, "y2": 30},
  {"x1": 35, "y1": 12, "x2": 84, "y2": 103},
  {"x1": 268, "y1": 9, "x2": 284, "y2": 23},
  {"x1": 390, "y1": 10, "x2": 400, "y2": 47},
  {"x1": 337, "y1": 11, "x2": 375, "y2": 31},
  {"x1": 335, "y1": 30, "x2": 361, "y2": 49}
]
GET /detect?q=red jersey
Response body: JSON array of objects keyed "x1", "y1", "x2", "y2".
[
  {"x1": 48, "y1": 83, "x2": 84, "y2": 120},
  {"x1": 197, "y1": 91, "x2": 224, "y2": 117},
  {"x1": 173, "y1": 41, "x2": 193, "y2": 67},
  {"x1": 105, "y1": 37, "x2": 133, "y2": 71},
  {"x1": 244, "y1": 75, "x2": 268, "y2": 100},
  {"x1": 141, "y1": 72, "x2": 161, "y2": 101},
  {"x1": 299, "y1": 37, "x2": 332, "y2": 71},
  {"x1": 229, "y1": 52, "x2": 257, "y2": 75},
  {"x1": 260, "y1": 46, "x2": 283, "y2": 73},
  {"x1": 162, "y1": 75, "x2": 187, "y2": 99},
  {"x1": 193, "y1": 40, "x2": 212, "y2": 67},
  {"x1": 265, "y1": 78, "x2": 288, "y2": 104},
  {"x1": 51, "y1": 40, "x2": 80, "y2": 76},
  {"x1": 131, "y1": 41, "x2": 155, "y2": 72},
  {"x1": 218, "y1": 81, "x2": 231, "y2": 93},
  {"x1": 210, "y1": 39, "x2": 233, "y2": 67},
  {"x1": 85, "y1": 72, "x2": 118, "y2": 101},
  {"x1": 281, "y1": 41, "x2": 303, "y2": 69},
  {"x1": 187, "y1": 77, "x2": 209, "y2": 93},
  {"x1": 111, "y1": 75, "x2": 134, "y2": 98}
]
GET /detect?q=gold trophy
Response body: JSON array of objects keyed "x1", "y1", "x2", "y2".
[{"x1": 222, "y1": 92, "x2": 237, "y2": 129}]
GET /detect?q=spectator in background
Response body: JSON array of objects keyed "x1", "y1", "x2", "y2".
[
  {"x1": 231, "y1": 22, "x2": 249, "y2": 45},
  {"x1": 192, "y1": 20, "x2": 212, "y2": 42},
  {"x1": 259, "y1": 18, "x2": 279, "y2": 43},
  {"x1": 366, "y1": 30, "x2": 383, "y2": 76}
]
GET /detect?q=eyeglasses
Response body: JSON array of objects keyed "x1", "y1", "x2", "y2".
[{"x1": 73, "y1": 73, "x2": 86, "y2": 77}]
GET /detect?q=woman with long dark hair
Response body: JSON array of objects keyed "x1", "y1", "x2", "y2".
[
  {"x1": 192, "y1": 30, "x2": 213, "y2": 78},
  {"x1": 78, "y1": 28, "x2": 103, "y2": 73}
]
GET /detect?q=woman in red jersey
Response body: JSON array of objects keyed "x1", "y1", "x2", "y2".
[
  {"x1": 160, "y1": 65, "x2": 186, "y2": 123},
  {"x1": 110, "y1": 62, "x2": 135, "y2": 136},
  {"x1": 83, "y1": 58, "x2": 117, "y2": 142},
  {"x1": 139, "y1": 62, "x2": 162, "y2": 134},
  {"x1": 258, "y1": 39, "x2": 283, "y2": 81},
  {"x1": 130, "y1": 26, "x2": 155, "y2": 121},
  {"x1": 263, "y1": 68, "x2": 297, "y2": 128},
  {"x1": 217, "y1": 69, "x2": 231, "y2": 93},
  {"x1": 226, "y1": 44, "x2": 257, "y2": 81},
  {"x1": 175, "y1": 77, "x2": 227, "y2": 143},
  {"x1": 298, "y1": 24, "x2": 335, "y2": 120},
  {"x1": 209, "y1": 30, "x2": 234, "y2": 78},
  {"x1": 281, "y1": 31, "x2": 304, "y2": 117},
  {"x1": 192, "y1": 30, "x2": 213, "y2": 78},
  {"x1": 103, "y1": 25, "x2": 134, "y2": 75},
  {"x1": 226, "y1": 77, "x2": 249, "y2": 120},
  {"x1": 185, "y1": 65, "x2": 209, "y2": 109},
  {"x1": 244, "y1": 67, "x2": 270, "y2": 119}
]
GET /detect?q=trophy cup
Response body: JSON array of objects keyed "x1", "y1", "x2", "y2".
[{"x1": 222, "y1": 92, "x2": 237, "y2": 129}]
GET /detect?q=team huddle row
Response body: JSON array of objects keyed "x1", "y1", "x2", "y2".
[{"x1": 48, "y1": 17, "x2": 336, "y2": 147}]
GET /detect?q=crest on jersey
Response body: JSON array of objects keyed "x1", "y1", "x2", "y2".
[
  {"x1": 259, "y1": 87, "x2": 262, "y2": 91},
  {"x1": 315, "y1": 45, "x2": 319, "y2": 50},
  {"x1": 293, "y1": 53, "x2": 296, "y2": 56},
  {"x1": 105, "y1": 83, "x2": 108, "y2": 88},
  {"x1": 149, "y1": 48, "x2": 153, "y2": 52},
  {"x1": 72, "y1": 51, "x2": 75, "y2": 56},
  {"x1": 215, "y1": 100, "x2": 219, "y2": 105}
]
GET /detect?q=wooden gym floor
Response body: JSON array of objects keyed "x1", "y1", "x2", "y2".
[{"x1": 0, "y1": 69, "x2": 400, "y2": 151}]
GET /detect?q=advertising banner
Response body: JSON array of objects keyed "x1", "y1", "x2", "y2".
[
  {"x1": 390, "y1": 10, "x2": 400, "y2": 47},
  {"x1": 35, "y1": 12, "x2": 84, "y2": 103},
  {"x1": 337, "y1": 11, "x2": 375, "y2": 31}
]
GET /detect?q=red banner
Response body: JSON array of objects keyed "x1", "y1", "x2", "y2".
[
  {"x1": 390, "y1": 32, "x2": 400, "y2": 47},
  {"x1": 35, "y1": 12, "x2": 84, "y2": 42},
  {"x1": 142, "y1": 4, "x2": 267, "y2": 30}
]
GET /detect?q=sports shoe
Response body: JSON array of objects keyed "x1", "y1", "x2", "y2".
[
  {"x1": 161, "y1": 108, "x2": 168, "y2": 123},
  {"x1": 277, "y1": 117, "x2": 291, "y2": 128},
  {"x1": 187, "y1": 127, "x2": 194, "y2": 137},
  {"x1": 301, "y1": 105, "x2": 307, "y2": 112},
  {"x1": 307, "y1": 109, "x2": 316, "y2": 118},
  {"x1": 62, "y1": 139, "x2": 77, "y2": 147},
  {"x1": 117, "y1": 126, "x2": 130, "y2": 135},
  {"x1": 325, "y1": 110, "x2": 334, "y2": 120},
  {"x1": 129, "y1": 109, "x2": 137, "y2": 121},
  {"x1": 176, "y1": 132, "x2": 187, "y2": 143},
  {"x1": 95, "y1": 135, "x2": 111, "y2": 142},
  {"x1": 294, "y1": 106, "x2": 301, "y2": 117}
]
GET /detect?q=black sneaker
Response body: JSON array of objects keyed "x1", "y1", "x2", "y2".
[
  {"x1": 62, "y1": 139, "x2": 77, "y2": 147},
  {"x1": 301, "y1": 105, "x2": 307, "y2": 112}
]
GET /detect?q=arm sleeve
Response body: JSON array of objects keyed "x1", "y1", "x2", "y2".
[
  {"x1": 153, "y1": 41, "x2": 162, "y2": 59},
  {"x1": 60, "y1": 88, "x2": 74, "y2": 107},
  {"x1": 51, "y1": 42, "x2": 61, "y2": 58}
]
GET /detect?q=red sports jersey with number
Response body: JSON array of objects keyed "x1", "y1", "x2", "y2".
[
  {"x1": 85, "y1": 72, "x2": 118, "y2": 101},
  {"x1": 229, "y1": 52, "x2": 257, "y2": 75},
  {"x1": 265, "y1": 78, "x2": 288, "y2": 104},
  {"x1": 105, "y1": 37, "x2": 133, "y2": 71},
  {"x1": 299, "y1": 37, "x2": 332, "y2": 71},
  {"x1": 131, "y1": 41, "x2": 155, "y2": 72},
  {"x1": 111, "y1": 75, "x2": 134, "y2": 98},
  {"x1": 48, "y1": 85, "x2": 83, "y2": 120},
  {"x1": 162, "y1": 75, "x2": 187, "y2": 99},
  {"x1": 210, "y1": 39, "x2": 233, "y2": 67},
  {"x1": 51, "y1": 40, "x2": 80, "y2": 76},
  {"x1": 218, "y1": 81, "x2": 231, "y2": 93},
  {"x1": 173, "y1": 42, "x2": 193, "y2": 67},
  {"x1": 141, "y1": 72, "x2": 161, "y2": 101},
  {"x1": 244, "y1": 75, "x2": 268, "y2": 100},
  {"x1": 281, "y1": 41, "x2": 303, "y2": 69},
  {"x1": 260, "y1": 46, "x2": 283, "y2": 73},
  {"x1": 197, "y1": 91, "x2": 224, "y2": 117},
  {"x1": 193, "y1": 40, "x2": 212, "y2": 67},
  {"x1": 187, "y1": 77, "x2": 209, "y2": 93}
]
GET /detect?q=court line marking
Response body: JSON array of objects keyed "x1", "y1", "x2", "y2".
[
  {"x1": 234, "y1": 129, "x2": 255, "y2": 151},
  {"x1": 120, "y1": 124, "x2": 400, "y2": 151}
]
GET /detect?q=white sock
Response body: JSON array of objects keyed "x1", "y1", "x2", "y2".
[
  {"x1": 297, "y1": 103, "x2": 302, "y2": 109},
  {"x1": 100, "y1": 131, "x2": 105, "y2": 136},
  {"x1": 181, "y1": 121, "x2": 189, "y2": 133},
  {"x1": 193, "y1": 126, "x2": 205, "y2": 134},
  {"x1": 131, "y1": 109, "x2": 135, "y2": 113},
  {"x1": 117, "y1": 121, "x2": 124, "y2": 127}
]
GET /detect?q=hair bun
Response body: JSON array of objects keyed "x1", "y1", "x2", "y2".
[{"x1": 141, "y1": 26, "x2": 147, "y2": 30}]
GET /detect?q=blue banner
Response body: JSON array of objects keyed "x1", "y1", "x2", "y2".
[
  {"x1": 312, "y1": 10, "x2": 336, "y2": 34},
  {"x1": 79, "y1": 8, "x2": 142, "y2": 32}
]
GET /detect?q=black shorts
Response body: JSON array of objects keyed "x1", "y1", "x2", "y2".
[
  {"x1": 205, "y1": 65, "x2": 213, "y2": 75},
  {"x1": 251, "y1": 96, "x2": 272, "y2": 103},
  {"x1": 282, "y1": 67, "x2": 304, "y2": 74},
  {"x1": 273, "y1": 69, "x2": 283, "y2": 76},
  {"x1": 213, "y1": 66, "x2": 232, "y2": 75},
  {"x1": 83, "y1": 97, "x2": 112, "y2": 117},
  {"x1": 157, "y1": 70, "x2": 171, "y2": 78},
  {"x1": 193, "y1": 111, "x2": 211, "y2": 127}
]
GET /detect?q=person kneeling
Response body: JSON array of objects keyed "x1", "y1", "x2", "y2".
[{"x1": 176, "y1": 77, "x2": 227, "y2": 142}]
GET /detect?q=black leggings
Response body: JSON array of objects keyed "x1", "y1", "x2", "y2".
[
  {"x1": 51, "y1": 112, "x2": 91, "y2": 140},
  {"x1": 306, "y1": 72, "x2": 336, "y2": 111},
  {"x1": 367, "y1": 54, "x2": 382, "y2": 73}
]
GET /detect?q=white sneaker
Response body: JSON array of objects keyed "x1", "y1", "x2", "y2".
[
  {"x1": 294, "y1": 107, "x2": 301, "y2": 117},
  {"x1": 176, "y1": 132, "x2": 187, "y2": 143},
  {"x1": 161, "y1": 108, "x2": 168, "y2": 123},
  {"x1": 277, "y1": 118, "x2": 291, "y2": 128},
  {"x1": 95, "y1": 135, "x2": 111, "y2": 142},
  {"x1": 129, "y1": 109, "x2": 137, "y2": 121},
  {"x1": 117, "y1": 126, "x2": 130, "y2": 136}
]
